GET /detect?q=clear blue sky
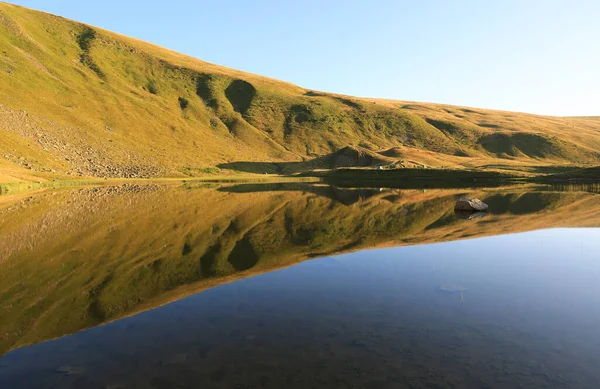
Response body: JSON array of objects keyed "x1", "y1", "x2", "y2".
[{"x1": 9, "y1": 0, "x2": 600, "y2": 116}]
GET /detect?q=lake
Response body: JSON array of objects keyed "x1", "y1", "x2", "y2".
[{"x1": 1, "y1": 182, "x2": 600, "y2": 388}]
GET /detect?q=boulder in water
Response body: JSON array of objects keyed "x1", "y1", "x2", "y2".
[
  {"x1": 454, "y1": 198, "x2": 488, "y2": 211},
  {"x1": 454, "y1": 210, "x2": 488, "y2": 220}
]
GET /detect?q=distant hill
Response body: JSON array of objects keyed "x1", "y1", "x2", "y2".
[{"x1": 1, "y1": 2, "x2": 599, "y2": 182}]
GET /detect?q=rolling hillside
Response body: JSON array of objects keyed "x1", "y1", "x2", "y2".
[{"x1": 0, "y1": 2, "x2": 599, "y2": 182}]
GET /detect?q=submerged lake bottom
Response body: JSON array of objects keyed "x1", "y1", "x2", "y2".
[{"x1": 1, "y1": 184, "x2": 600, "y2": 388}]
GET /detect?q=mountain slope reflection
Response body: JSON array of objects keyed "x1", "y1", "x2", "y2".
[{"x1": 1, "y1": 183, "x2": 599, "y2": 354}]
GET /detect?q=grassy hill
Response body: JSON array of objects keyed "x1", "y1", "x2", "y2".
[{"x1": 0, "y1": 2, "x2": 600, "y2": 182}]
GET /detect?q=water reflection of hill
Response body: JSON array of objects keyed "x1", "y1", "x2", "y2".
[{"x1": 1, "y1": 183, "x2": 600, "y2": 354}]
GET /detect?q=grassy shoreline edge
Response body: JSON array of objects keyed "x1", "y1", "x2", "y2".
[{"x1": 2, "y1": 166, "x2": 599, "y2": 196}]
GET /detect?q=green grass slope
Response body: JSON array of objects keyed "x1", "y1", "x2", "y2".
[{"x1": 0, "y1": 2, "x2": 599, "y2": 181}]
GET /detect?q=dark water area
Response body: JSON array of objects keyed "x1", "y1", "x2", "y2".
[{"x1": 1, "y1": 183, "x2": 600, "y2": 388}]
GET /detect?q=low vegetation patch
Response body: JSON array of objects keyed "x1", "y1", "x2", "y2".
[
  {"x1": 76, "y1": 27, "x2": 105, "y2": 79},
  {"x1": 180, "y1": 166, "x2": 221, "y2": 176},
  {"x1": 178, "y1": 97, "x2": 189, "y2": 110},
  {"x1": 540, "y1": 166, "x2": 600, "y2": 181}
]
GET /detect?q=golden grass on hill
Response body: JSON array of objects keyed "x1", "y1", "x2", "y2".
[{"x1": 0, "y1": 2, "x2": 599, "y2": 183}]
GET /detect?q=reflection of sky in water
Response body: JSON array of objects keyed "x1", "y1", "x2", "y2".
[{"x1": 2, "y1": 228, "x2": 600, "y2": 388}]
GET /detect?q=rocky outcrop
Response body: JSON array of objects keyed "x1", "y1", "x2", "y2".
[{"x1": 454, "y1": 198, "x2": 488, "y2": 211}]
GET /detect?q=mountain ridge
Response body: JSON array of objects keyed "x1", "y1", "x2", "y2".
[{"x1": 1, "y1": 2, "x2": 599, "y2": 182}]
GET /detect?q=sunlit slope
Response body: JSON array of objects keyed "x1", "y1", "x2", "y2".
[
  {"x1": 1, "y1": 183, "x2": 600, "y2": 354},
  {"x1": 1, "y1": 2, "x2": 600, "y2": 180}
]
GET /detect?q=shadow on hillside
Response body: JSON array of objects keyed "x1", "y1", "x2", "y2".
[
  {"x1": 218, "y1": 146, "x2": 393, "y2": 174},
  {"x1": 217, "y1": 161, "x2": 304, "y2": 174},
  {"x1": 480, "y1": 164, "x2": 580, "y2": 175}
]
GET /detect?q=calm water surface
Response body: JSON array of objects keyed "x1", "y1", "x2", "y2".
[{"x1": 1, "y1": 183, "x2": 600, "y2": 388}]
